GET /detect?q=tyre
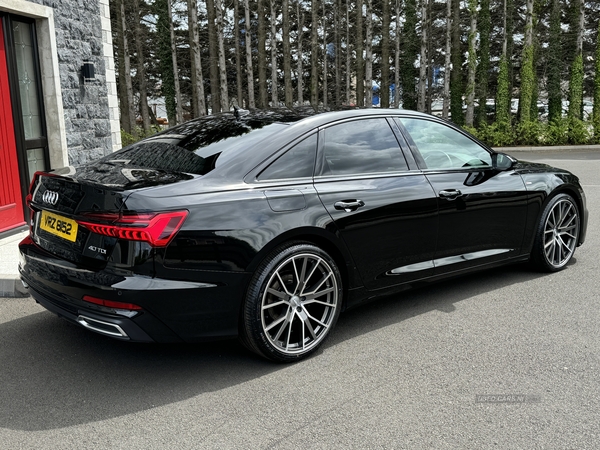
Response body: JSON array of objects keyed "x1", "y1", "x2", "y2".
[
  {"x1": 240, "y1": 242, "x2": 342, "y2": 363},
  {"x1": 530, "y1": 193, "x2": 580, "y2": 272}
]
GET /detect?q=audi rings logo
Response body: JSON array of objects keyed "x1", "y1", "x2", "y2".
[{"x1": 42, "y1": 190, "x2": 59, "y2": 206}]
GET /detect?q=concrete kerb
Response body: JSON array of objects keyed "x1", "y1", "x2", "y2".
[
  {"x1": 494, "y1": 144, "x2": 600, "y2": 153},
  {"x1": 0, "y1": 276, "x2": 29, "y2": 298},
  {"x1": 0, "y1": 229, "x2": 29, "y2": 299}
]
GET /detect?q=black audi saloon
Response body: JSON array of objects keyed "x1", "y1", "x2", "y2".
[{"x1": 19, "y1": 108, "x2": 588, "y2": 362}]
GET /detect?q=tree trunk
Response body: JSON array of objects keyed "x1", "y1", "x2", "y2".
[
  {"x1": 576, "y1": 0, "x2": 584, "y2": 56},
  {"x1": 297, "y1": 4, "x2": 304, "y2": 105},
  {"x1": 157, "y1": 0, "x2": 176, "y2": 125},
  {"x1": 593, "y1": 20, "x2": 600, "y2": 142},
  {"x1": 519, "y1": 0, "x2": 534, "y2": 124},
  {"x1": 417, "y1": 0, "x2": 428, "y2": 112},
  {"x1": 449, "y1": 0, "x2": 463, "y2": 125},
  {"x1": 547, "y1": 0, "x2": 561, "y2": 123},
  {"x1": 188, "y1": 0, "x2": 206, "y2": 117},
  {"x1": 257, "y1": 0, "x2": 268, "y2": 108},
  {"x1": 506, "y1": 0, "x2": 514, "y2": 106},
  {"x1": 465, "y1": 0, "x2": 477, "y2": 127},
  {"x1": 205, "y1": 0, "x2": 221, "y2": 113},
  {"x1": 322, "y1": 0, "x2": 328, "y2": 108},
  {"x1": 283, "y1": 0, "x2": 292, "y2": 106},
  {"x1": 364, "y1": 0, "x2": 373, "y2": 107},
  {"x1": 495, "y1": 0, "x2": 510, "y2": 125},
  {"x1": 334, "y1": 0, "x2": 341, "y2": 107},
  {"x1": 568, "y1": 0, "x2": 584, "y2": 120},
  {"x1": 244, "y1": 0, "x2": 256, "y2": 108},
  {"x1": 356, "y1": 0, "x2": 364, "y2": 106},
  {"x1": 401, "y1": 0, "x2": 418, "y2": 111},
  {"x1": 346, "y1": 2, "x2": 351, "y2": 105},
  {"x1": 442, "y1": 0, "x2": 451, "y2": 119},
  {"x1": 311, "y1": 0, "x2": 319, "y2": 108},
  {"x1": 426, "y1": 0, "x2": 433, "y2": 113},
  {"x1": 117, "y1": 0, "x2": 135, "y2": 134},
  {"x1": 394, "y1": 0, "x2": 400, "y2": 108},
  {"x1": 167, "y1": 0, "x2": 183, "y2": 125},
  {"x1": 380, "y1": 0, "x2": 390, "y2": 108},
  {"x1": 234, "y1": 0, "x2": 243, "y2": 107},
  {"x1": 476, "y1": 0, "x2": 490, "y2": 126},
  {"x1": 215, "y1": 0, "x2": 229, "y2": 111},
  {"x1": 270, "y1": 0, "x2": 278, "y2": 106},
  {"x1": 133, "y1": 0, "x2": 150, "y2": 133}
]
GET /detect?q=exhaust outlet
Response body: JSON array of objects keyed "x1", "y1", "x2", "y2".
[{"x1": 76, "y1": 315, "x2": 130, "y2": 339}]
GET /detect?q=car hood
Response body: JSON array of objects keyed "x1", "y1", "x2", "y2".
[{"x1": 512, "y1": 160, "x2": 569, "y2": 174}]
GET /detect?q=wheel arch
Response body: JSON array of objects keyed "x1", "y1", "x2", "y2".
[
  {"x1": 245, "y1": 226, "x2": 362, "y2": 308},
  {"x1": 521, "y1": 169, "x2": 587, "y2": 252},
  {"x1": 539, "y1": 184, "x2": 586, "y2": 246}
]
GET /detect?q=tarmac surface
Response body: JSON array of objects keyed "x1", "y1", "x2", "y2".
[{"x1": 0, "y1": 146, "x2": 599, "y2": 448}]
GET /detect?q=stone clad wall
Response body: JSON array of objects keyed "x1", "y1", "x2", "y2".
[{"x1": 29, "y1": 0, "x2": 118, "y2": 165}]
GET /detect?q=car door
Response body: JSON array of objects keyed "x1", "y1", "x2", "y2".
[
  {"x1": 313, "y1": 117, "x2": 438, "y2": 290},
  {"x1": 396, "y1": 117, "x2": 528, "y2": 274}
]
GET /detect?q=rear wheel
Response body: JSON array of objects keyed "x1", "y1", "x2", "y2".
[
  {"x1": 240, "y1": 242, "x2": 342, "y2": 363},
  {"x1": 531, "y1": 193, "x2": 580, "y2": 272}
]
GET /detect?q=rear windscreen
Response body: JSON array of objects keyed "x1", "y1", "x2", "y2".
[{"x1": 99, "y1": 112, "x2": 306, "y2": 176}]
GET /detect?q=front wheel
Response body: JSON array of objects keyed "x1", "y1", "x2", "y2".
[
  {"x1": 531, "y1": 193, "x2": 580, "y2": 272},
  {"x1": 240, "y1": 242, "x2": 342, "y2": 363}
]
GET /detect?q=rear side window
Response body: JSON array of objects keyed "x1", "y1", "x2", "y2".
[
  {"x1": 258, "y1": 134, "x2": 317, "y2": 180},
  {"x1": 320, "y1": 118, "x2": 407, "y2": 176}
]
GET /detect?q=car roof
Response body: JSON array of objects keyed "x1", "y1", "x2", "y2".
[{"x1": 203, "y1": 108, "x2": 436, "y2": 181}]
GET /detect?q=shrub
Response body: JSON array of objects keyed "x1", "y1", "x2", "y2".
[
  {"x1": 515, "y1": 120, "x2": 544, "y2": 146},
  {"x1": 567, "y1": 117, "x2": 590, "y2": 145},
  {"x1": 120, "y1": 126, "x2": 163, "y2": 148},
  {"x1": 465, "y1": 120, "x2": 515, "y2": 147},
  {"x1": 544, "y1": 118, "x2": 569, "y2": 146}
]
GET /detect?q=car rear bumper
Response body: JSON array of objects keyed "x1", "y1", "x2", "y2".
[
  {"x1": 19, "y1": 236, "x2": 250, "y2": 343},
  {"x1": 27, "y1": 285, "x2": 156, "y2": 342}
]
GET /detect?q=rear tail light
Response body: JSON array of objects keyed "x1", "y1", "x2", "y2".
[
  {"x1": 82, "y1": 295, "x2": 142, "y2": 311},
  {"x1": 26, "y1": 172, "x2": 44, "y2": 233},
  {"x1": 27, "y1": 171, "x2": 44, "y2": 200},
  {"x1": 77, "y1": 210, "x2": 188, "y2": 247}
]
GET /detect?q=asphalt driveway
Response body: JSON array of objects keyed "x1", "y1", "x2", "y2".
[{"x1": 1, "y1": 149, "x2": 598, "y2": 449}]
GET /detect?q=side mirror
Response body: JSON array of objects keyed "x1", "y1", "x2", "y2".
[{"x1": 493, "y1": 152, "x2": 517, "y2": 171}]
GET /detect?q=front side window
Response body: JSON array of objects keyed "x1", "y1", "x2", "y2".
[
  {"x1": 258, "y1": 134, "x2": 317, "y2": 180},
  {"x1": 399, "y1": 118, "x2": 492, "y2": 170},
  {"x1": 320, "y1": 118, "x2": 407, "y2": 176}
]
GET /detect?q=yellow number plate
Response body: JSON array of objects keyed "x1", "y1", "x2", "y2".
[{"x1": 39, "y1": 210, "x2": 78, "y2": 242}]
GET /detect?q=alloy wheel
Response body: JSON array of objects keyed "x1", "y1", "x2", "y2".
[
  {"x1": 260, "y1": 252, "x2": 339, "y2": 355},
  {"x1": 543, "y1": 198, "x2": 579, "y2": 268}
]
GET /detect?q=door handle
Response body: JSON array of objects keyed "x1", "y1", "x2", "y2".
[
  {"x1": 334, "y1": 200, "x2": 365, "y2": 212},
  {"x1": 438, "y1": 189, "x2": 462, "y2": 200}
]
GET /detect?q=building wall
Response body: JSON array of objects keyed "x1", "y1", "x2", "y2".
[{"x1": 23, "y1": 0, "x2": 120, "y2": 164}]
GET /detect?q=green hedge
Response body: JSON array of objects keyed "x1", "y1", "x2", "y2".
[{"x1": 467, "y1": 116, "x2": 592, "y2": 147}]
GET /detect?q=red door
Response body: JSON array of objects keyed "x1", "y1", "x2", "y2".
[{"x1": 0, "y1": 20, "x2": 26, "y2": 233}]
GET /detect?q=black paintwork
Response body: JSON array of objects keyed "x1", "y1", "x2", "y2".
[{"x1": 19, "y1": 109, "x2": 588, "y2": 343}]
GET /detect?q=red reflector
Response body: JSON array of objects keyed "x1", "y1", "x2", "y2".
[
  {"x1": 82, "y1": 295, "x2": 142, "y2": 311},
  {"x1": 77, "y1": 210, "x2": 188, "y2": 247}
]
